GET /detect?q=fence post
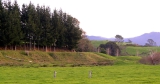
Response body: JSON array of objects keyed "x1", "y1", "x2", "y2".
[
  {"x1": 89, "y1": 70, "x2": 92, "y2": 78},
  {"x1": 53, "y1": 71, "x2": 57, "y2": 78}
]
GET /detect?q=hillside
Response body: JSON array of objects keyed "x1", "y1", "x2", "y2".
[
  {"x1": 121, "y1": 46, "x2": 160, "y2": 56},
  {"x1": 87, "y1": 32, "x2": 160, "y2": 46},
  {"x1": 0, "y1": 50, "x2": 114, "y2": 67},
  {"x1": 0, "y1": 50, "x2": 141, "y2": 67},
  {"x1": 90, "y1": 40, "x2": 109, "y2": 48}
]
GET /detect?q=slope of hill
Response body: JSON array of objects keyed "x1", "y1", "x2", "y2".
[
  {"x1": 0, "y1": 50, "x2": 141, "y2": 67},
  {"x1": 0, "y1": 50, "x2": 113, "y2": 67},
  {"x1": 87, "y1": 32, "x2": 160, "y2": 46},
  {"x1": 90, "y1": 40, "x2": 109, "y2": 47}
]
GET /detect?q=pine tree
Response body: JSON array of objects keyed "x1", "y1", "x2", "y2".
[
  {"x1": 11, "y1": 0, "x2": 23, "y2": 50},
  {"x1": 41, "y1": 6, "x2": 51, "y2": 52},
  {"x1": 27, "y1": 2, "x2": 38, "y2": 50},
  {"x1": 0, "y1": 0, "x2": 4, "y2": 46},
  {"x1": 2, "y1": 1, "x2": 14, "y2": 50},
  {"x1": 35, "y1": 4, "x2": 42, "y2": 50},
  {"x1": 21, "y1": 4, "x2": 28, "y2": 50},
  {"x1": 65, "y1": 15, "x2": 82, "y2": 50}
]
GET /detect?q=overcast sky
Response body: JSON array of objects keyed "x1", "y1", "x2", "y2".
[{"x1": 9, "y1": 0, "x2": 160, "y2": 38}]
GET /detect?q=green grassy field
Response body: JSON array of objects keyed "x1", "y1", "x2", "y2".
[
  {"x1": 90, "y1": 40, "x2": 109, "y2": 48},
  {"x1": 123, "y1": 46, "x2": 160, "y2": 56},
  {"x1": 0, "y1": 49, "x2": 160, "y2": 84},
  {"x1": 1, "y1": 64, "x2": 160, "y2": 84},
  {"x1": 90, "y1": 40, "x2": 132, "y2": 48}
]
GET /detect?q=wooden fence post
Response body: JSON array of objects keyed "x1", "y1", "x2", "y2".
[
  {"x1": 89, "y1": 70, "x2": 92, "y2": 78},
  {"x1": 53, "y1": 71, "x2": 57, "y2": 78}
]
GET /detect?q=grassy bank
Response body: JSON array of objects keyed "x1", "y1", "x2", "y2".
[{"x1": 0, "y1": 50, "x2": 116, "y2": 67}]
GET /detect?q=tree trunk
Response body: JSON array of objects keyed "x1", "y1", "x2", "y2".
[
  {"x1": 11, "y1": 45, "x2": 13, "y2": 50},
  {"x1": 106, "y1": 48, "x2": 110, "y2": 55},
  {"x1": 54, "y1": 46, "x2": 55, "y2": 52},
  {"x1": 5, "y1": 45, "x2": 7, "y2": 50},
  {"x1": 150, "y1": 51, "x2": 155, "y2": 65},
  {"x1": 116, "y1": 49, "x2": 119, "y2": 56},
  {"x1": 38, "y1": 41, "x2": 39, "y2": 51},
  {"x1": 30, "y1": 39, "x2": 31, "y2": 51},
  {"x1": 15, "y1": 45, "x2": 16, "y2": 51},
  {"x1": 34, "y1": 40, "x2": 35, "y2": 50},
  {"x1": 45, "y1": 46, "x2": 47, "y2": 52},
  {"x1": 24, "y1": 42, "x2": 26, "y2": 51},
  {"x1": 50, "y1": 46, "x2": 51, "y2": 52}
]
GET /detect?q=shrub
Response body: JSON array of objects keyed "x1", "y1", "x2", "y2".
[{"x1": 139, "y1": 52, "x2": 160, "y2": 65}]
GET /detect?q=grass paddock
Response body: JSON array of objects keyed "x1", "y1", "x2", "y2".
[{"x1": 1, "y1": 65, "x2": 160, "y2": 84}]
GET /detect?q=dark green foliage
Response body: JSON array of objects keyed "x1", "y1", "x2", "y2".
[
  {"x1": 0, "y1": 0, "x2": 23, "y2": 50},
  {"x1": 99, "y1": 41, "x2": 121, "y2": 56},
  {"x1": 0, "y1": 0, "x2": 4, "y2": 46},
  {"x1": 0, "y1": 1, "x2": 82, "y2": 50}
]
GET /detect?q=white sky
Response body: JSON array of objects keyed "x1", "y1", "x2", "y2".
[{"x1": 9, "y1": 0, "x2": 160, "y2": 38}]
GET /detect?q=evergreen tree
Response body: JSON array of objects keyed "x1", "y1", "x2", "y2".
[
  {"x1": 35, "y1": 4, "x2": 42, "y2": 50},
  {"x1": 11, "y1": 0, "x2": 23, "y2": 50},
  {"x1": 27, "y1": 2, "x2": 38, "y2": 50},
  {"x1": 43, "y1": 6, "x2": 51, "y2": 51},
  {"x1": 65, "y1": 15, "x2": 82, "y2": 50},
  {"x1": 0, "y1": 0, "x2": 83, "y2": 51},
  {"x1": 55, "y1": 9, "x2": 66, "y2": 48},
  {"x1": 21, "y1": 4, "x2": 28, "y2": 50},
  {"x1": 51, "y1": 9, "x2": 62, "y2": 48},
  {"x1": 2, "y1": 1, "x2": 14, "y2": 49},
  {"x1": 0, "y1": 0, "x2": 4, "y2": 46}
]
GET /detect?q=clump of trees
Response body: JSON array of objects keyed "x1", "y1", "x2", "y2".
[
  {"x1": 0, "y1": 0, "x2": 82, "y2": 51},
  {"x1": 144, "y1": 39, "x2": 157, "y2": 47},
  {"x1": 99, "y1": 41, "x2": 120, "y2": 56}
]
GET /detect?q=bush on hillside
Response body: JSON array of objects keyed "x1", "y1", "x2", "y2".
[{"x1": 139, "y1": 52, "x2": 160, "y2": 65}]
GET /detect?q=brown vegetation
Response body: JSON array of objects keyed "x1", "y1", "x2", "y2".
[{"x1": 139, "y1": 52, "x2": 160, "y2": 65}]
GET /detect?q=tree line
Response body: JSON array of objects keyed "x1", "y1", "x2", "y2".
[{"x1": 0, "y1": 0, "x2": 82, "y2": 51}]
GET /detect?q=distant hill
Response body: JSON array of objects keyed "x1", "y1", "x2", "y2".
[
  {"x1": 126, "y1": 32, "x2": 160, "y2": 46},
  {"x1": 87, "y1": 36, "x2": 108, "y2": 40},
  {"x1": 87, "y1": 36, "x2": 115, "y2": 41},
  {"x1": 87, "y1": 32, "x2": 160, "y2": 46}
]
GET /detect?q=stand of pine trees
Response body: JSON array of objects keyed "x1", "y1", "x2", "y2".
[{"x1": 0, "y1": 0, "x2": 82, "y2": 51}]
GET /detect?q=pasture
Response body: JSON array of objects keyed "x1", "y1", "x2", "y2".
[
  {"x1": 1, "y1": 65, "x2": 160, "y2": 84},
  {"x1": 123, "y1": 46, "x2": 160, "y2": 56}
]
